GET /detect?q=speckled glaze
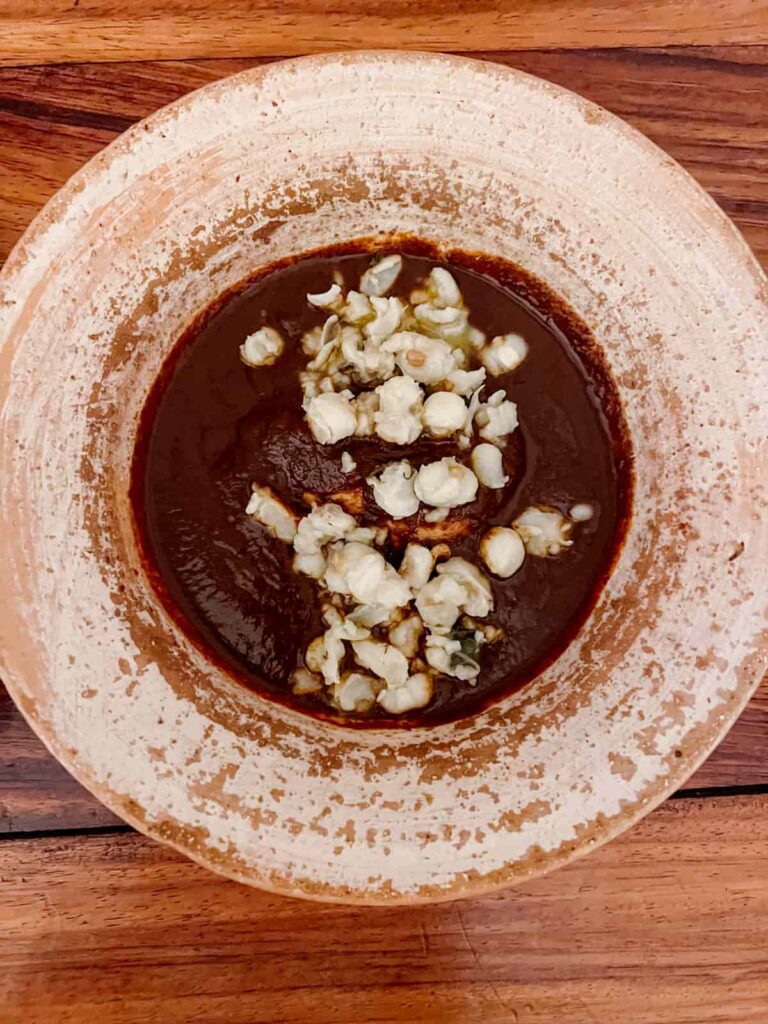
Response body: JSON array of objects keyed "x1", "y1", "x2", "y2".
[{"x1": 0, "y1": 53, "x2": 766, "y2": 904}]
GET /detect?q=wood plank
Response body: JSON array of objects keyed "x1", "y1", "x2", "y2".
[
  {"x1": 2, "y1": 2, "x2": 768, "y2": 68},
  {"x1": 1, "y1": 677, "x2": 765, "y2": 834},
  {"x1": 1, "y1": 795, "x2": 767, "y2": 1023},
  {"x1": 0, "y1": 684, "x2": 122, "y2": 832},
  {"x1": 0, "y1": 47, "x2": 766, "y2": 833}
]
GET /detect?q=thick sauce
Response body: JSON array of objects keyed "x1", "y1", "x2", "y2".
[{"x1": 132, "y1": 240, "x2": 632, "y2": 726}]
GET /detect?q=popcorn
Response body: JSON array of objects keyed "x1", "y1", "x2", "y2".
[
  {"x1": 422, "y1": 391, "x2": 467, "y2": 437},
  {"x1": 374, "y1": 375, "x2": 424, "y2": 444},
  {"x1": 343, "y1": 290, "x2": 373, "y2": 325},
  {"x1": 480, "y1": 527, "x2": 525, "y2": 578},
  {"x1": 383, "y1": 332, "x2": 456, "y2": 385},
  {"x1": 353, "y1": 390, "x2": 380, "y2": 436},
  {"x1": 436, "y1": 557, "x2": 493, "y2": 617},
  {"x1": 340, "y1": 451, "x2": 357, "y2": 474},
  {"x1": 340, "y1": 326, "x2": 395, "y2": 384},
  {"x1": 428, "y1": 267, "x2": 462, "y2": 308},
  {"x1": 364, "y1": 296, "x2": 405, "y2": 344},
  {"x1": 480, "y1": 333, "x2": 528, "y2": 375},
  {"x1": 332, "y1": 672, "x2": 381, "y2": 712},
  {"x1": 415, "y1": 574, "x2": 466, "y2": 632},
  {"x1": 367, "y1": 461, "x2": 419, "y2": 519},
  {"x1": 514, "y1": 506, "x2": 573, "y2": 556},
  {"x1": 351, "y1": 639, "x2": 409, "y2": 687},
  {"x1": 239, "y1": 327, "x2": 284, "y2": 368},
  {"x1": 471, "y1": 443, "x2": 509, "y2": 489},
  {"x1": 475, "y1": 393, "x2": 519, "y2": 446},
  {"x1": 360, "y1": 254, "x2": 403, "y2": 297},
  {"x1": 293, "y1": 503, "x2": 356, "y2": 556},
  {"x1": 292, "y1": 668, "x2": 323, "y2": 695},
  {"x1": 245, "y1": 485, "x2": 298, "y2": 542},
  {"x1": 240, "y1": 259, "x2": 589, "y2": 716},
  {"x1": 388, "y1": 614, "x2": 424, "y2": 659},
  {"x1": 305, "y1": 392, "x2": 357, "y2": 444},
  {"x1": 399, "y1": 543, "x2": 434, "y2": 589},
  {"x1": 378, "y1": 672, "x2": 433, "y2": 714},
  {"x1": 307, "y1": 283, "x2": 343, "y2": 309},
  {"x1": 414, "y1": 457, "x2": 478, "y2": 508}
]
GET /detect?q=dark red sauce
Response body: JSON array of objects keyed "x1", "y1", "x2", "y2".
[{"x1": 131, "y1": 238, "x2": 632, "y2": 726}]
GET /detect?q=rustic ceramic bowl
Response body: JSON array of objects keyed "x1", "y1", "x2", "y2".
[{"x1": 0, "y1": 52, "x2": 766, "y2": 904}]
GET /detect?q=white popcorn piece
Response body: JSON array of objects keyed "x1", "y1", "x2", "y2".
[
  {"x1": 349, "y1": 604, "x2": 391, "y2": 629},
  {"x1": 467, "y1": 326, "x2": 487, "y2": 350},
  {"x1": 324, "y1": 541, "x2": 411, "y2": 609},
  {"x1": 437, "y1": 557, "x2": 493, "y2": 617},
  {"x1": 414, "y1": 457, "x2": 478, "y2": 508},
  {"x1": 471, "y1": 443, "x2": 509, "y2": 489},
  {"x1": 293, "y1": 503, "x2": 356, "y2": 556},
  {"x1": 424, "y1": 633, "x2": 480, "y2": 681},
  {"x1": 378, "y1": 673, "x2": 433, "y2": 714},
  {"x1": 447, "y1": 367, "x2": 486, "y2": 397},
  {"x1": 311, "y1": 616, "x2": 370, "y2": 689},
  {"x1": 352, "y1": 639, "x2": 409, "y2": 687},
  {"x1": 305, "y1": 317, "x2": 341, "y2": 374},
  {"x1": 480, "y1": 527, "x2": 526, "y2": 578},
  {"x1": 514, "y1": 506, "x2": 574, "y2": 556},
  {"x1": 475, "y1": 396, "x2": 519, "y2": 446},
  {"x1": 308, "y1": 619, "x2": 363, "y2": 688},
  {"x1": 415, "y1": 574, "x2": 466, "y2": 632},
  {"x1": 569, "y1": 502, "x2": 595, "y2": 522},
  {"x1": 374, "y1": 375, "x2": 424, "y2": 444},
  {"x1": 245, "y1": 484, "x2": 298, "y2": 542},
  {"x1": 304, "y1": 636, "x2": 327, "y2": 675},
  {"x1": 375, "y1": 568, "x2": 414, "y2": 611},
  {"x1": 292, "y1": 668, "x2": 323, "y2": 695},
  {"x1": 480, "y1": 333, "x2": 529, "y2": 376},
  {"x1": 332, "y1": 672, "x2": 381, "y2": 712},
  {"x1": 414, "y1": 302, "x2": 465, "y2": 330},
  {"x1": 343, "y1": 290, "x2": 373, "y2": 325},
  {"x1": 399, "y1": 543, "x2": 434, "y2": 589},
  {"x1": 423, "y1": 507, "x2": 450, "y2": 523},
  {"x1": 364, "y1": 295, "x2": 405, "y2": 344},
  {"x1": 307, "y1": 283, "x2": 343, "y2": 309},
  {"x1": 340, "y1": 324, "x2": 396, "y2": 384},
  {"x1": 428, "y1": 267, "x2": 462, "y2": 308},
  {"x1": 360, "y1": 254, "x2": 403, "y2": 297},
  {"x1": 292, "y1": 550, "x2": 326, "y2": 579},
  {"x1": 340, "y1": 451, "x2": 357, "y2": 474},
  {"x1": 353, "y1": 390, "x2": 380, "y2": 437},
  {"x1": 367, "y1": 461, "x2": 419, "y2": 519},
  {"x1": 301, "y1": 325, "x2": 324, "y2": 357},
  {"x1": 305, "y1": 392, "x2": 357, "y2": 444},
  {"x1": 388, "y1": 613, "x2": 424, "y2": 659},
  {"x1": 421, "y1": 391, "x2": 467, "y2": 437},
  {"x1": 239, "y1": 326, "x2": 284, "y2": 368},
  {"x1": 323, "y1": 540, "x2": 377, "y2": 596},
  {"x1": 383, "y1": 332, "x2": 456, "y2": 385}
]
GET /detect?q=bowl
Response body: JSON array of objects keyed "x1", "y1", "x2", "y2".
[{"x1": 0, "y1": 52, "x2": 766, "y2": 904}]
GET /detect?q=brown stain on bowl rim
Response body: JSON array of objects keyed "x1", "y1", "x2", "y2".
[{"x1": 0, "y1": 51, "x2": 766, "y2": 904}]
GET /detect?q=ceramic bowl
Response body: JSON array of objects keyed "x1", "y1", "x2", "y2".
[{"x1": 0, "y1": 52, "x2": 766, "y2": 904}]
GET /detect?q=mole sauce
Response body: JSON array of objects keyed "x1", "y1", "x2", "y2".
[{"x1": 131, "y1": 239, "x2": 632, "y2": 726}]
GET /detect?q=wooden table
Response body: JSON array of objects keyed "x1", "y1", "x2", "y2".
[{"x1": 1, "y1": 6, "x2": 767, "y2": 1022}]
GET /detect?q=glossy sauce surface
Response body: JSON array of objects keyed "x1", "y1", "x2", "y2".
[{"x1": 132, "y1": 241, "x2": 632, "y2": 725}]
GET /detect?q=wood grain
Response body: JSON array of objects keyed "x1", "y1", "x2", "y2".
[
  {"x1": 1, "y1": 794, "x2": 767, "y2": 1023},
  {"x1": 0, "y1": 47, "x2": 767, "y2": 835},
  {"x1": 2, "y1": 1, "x2": 768, "y2": 67}
]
